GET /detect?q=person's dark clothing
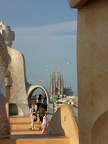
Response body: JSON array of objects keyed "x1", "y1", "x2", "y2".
[
  {"x1": 37, "y1": 103, "x2": 41, "y2": 111},
  {"x1": 43, "y1": 96, "x2": 47, "y2": 110},
  {"x1": 39, "y1": 104, "x2": 46, "y2": 123},
  {"x1": 37, "y1": 94, "x2": 42, "y2": 111}
]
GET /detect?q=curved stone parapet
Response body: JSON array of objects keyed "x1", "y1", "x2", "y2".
[
  {"x1": 92, "y1": 110, "x2": 108, "y2": 144},
  {"x1": 47, "y1": 104, "x2": 79, "y2": 144}
]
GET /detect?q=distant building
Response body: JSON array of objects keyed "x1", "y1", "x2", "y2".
[
  {"x1": 63, "y1": 87, "x2": 73, "y2": 96},
  {"x1": 49, "y1": 70, "x2": 64, "y2": 98},
  {"x1": 49, "y1": 70, "x2": 73, "y2": 98}
]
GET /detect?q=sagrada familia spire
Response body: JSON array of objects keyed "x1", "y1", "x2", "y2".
[{"x1": 50, "y1": 70, "x2": 64, "y2": 98}]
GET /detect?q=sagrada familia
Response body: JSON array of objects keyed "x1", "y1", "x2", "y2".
[{"x1": 50, "y1": 71, "x2": 64, "y2": 98}]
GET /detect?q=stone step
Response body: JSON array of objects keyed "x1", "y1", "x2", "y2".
[
  {"x1": 11, "y1": 130, "x2": 42, "y2": 135},
  {"x1": 9, "y1": 117, "x2": 39, "y2": 123},
  {"x1": 9, "y1": 117, "x2": 42, "y2": 135},
  {"x1": 10, "y1": 122, "x2": 41, "y2": 130},
  {"x1": 0, "y1": 134, "x2": 71, "y2": 144}
]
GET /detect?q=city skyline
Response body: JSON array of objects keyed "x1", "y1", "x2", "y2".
[{"x1": 0, "y1": 0, "x2": 78, "y2": 94}]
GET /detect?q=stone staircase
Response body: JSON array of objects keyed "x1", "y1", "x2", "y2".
[
  {"x1": 9, "y1": 116, "x2": 42, "y2": 135},
  {"x1": 0, "y1": 116, "x2": 72, "y2": 144}
]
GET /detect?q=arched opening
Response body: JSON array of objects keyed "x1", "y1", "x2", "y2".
[
  {"x1": 31, "y1": 88, "x2": 46, "y2": 104},
  {"x1": 27, "y1": 85, "x2": 49, "y2": 109},
  {"x1": 92, "y1": 111, "x2": 108, "y2": 144}
]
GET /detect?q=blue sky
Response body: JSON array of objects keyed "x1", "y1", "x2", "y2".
[{"x1": 0, "y1": 0, "x2": 78, "y2": 94}]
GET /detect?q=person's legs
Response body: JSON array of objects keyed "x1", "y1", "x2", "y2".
[
  {"x1": 42, "y1": 128, "x2": 47, "y2": 134},
  {"x1": 37, "y1": 103, "x2": 39, "y2": 111},
  {"x1": 42, "y1": 128, "x2": 45, "y2": 134},
  {"x1": 42, "y1": 124, "x2": 47, "y2": 134},
  {"x1": 39, "y1": 116, "x2": 43, "y2": 123},
  {"x1": 29, "y1": 115, "x2": 35, "y2": 130},
  {"x1": 29, "y1": 117, "x2": 33, "y2": 129},
  {"x1": 31, "y1": 115, "x2": 36, "y2": 130},
  {"x1": 37, "y1": 103, "x2": 41, "y2": 111}
]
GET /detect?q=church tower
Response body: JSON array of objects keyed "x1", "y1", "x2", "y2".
[{"x1": 50, "y1": 70, "x2": 64, "y2": 98}]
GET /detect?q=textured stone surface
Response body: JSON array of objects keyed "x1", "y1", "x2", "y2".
[
  {"x1": 69, "y1": 0, "x2": 108, "y2": 143},
  {"x1": 7, "y1": 48, "x2": 28, "y2": 104},
  {"x1": 47, "y1": 104, "x2": 79, "y2": 144},
  {"x1": 0, "y1": 96, "x2": 10, "y2": 138},
  {"x1": 0, "y1": 34, "x2": 10, "y2": 138},
  {"x1": 0, "y1": 34, "x2": 8, "y2": 96},
  {"x1": 0, "y1": 21, "x2": 15, "y2": 47}
]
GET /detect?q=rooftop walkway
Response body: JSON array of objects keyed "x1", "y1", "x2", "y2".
[
  {"x1": 0, "y1": 134, "x2": 71, "y2": 144},
  {"x1": 0, "y1": 105, "x2": 78, "y2": 144},
  {"x1": 0, "y1": 116, "x2": 72, "y2": 144},
  {"x1": 9, "y1": 116, "x2": 42, "y2": 134}
]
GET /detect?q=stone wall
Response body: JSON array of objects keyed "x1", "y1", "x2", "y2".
[
  {"x1": 0, "y1": 34, "x2": 10, "y2": 138},
  {"x1": 47, "y1": 104, "x2": 79, "y2": 144},
  {"x1": 69, "y1": 0, "x2": 108, "y2": 143},
  {"x1": 0, "y1": 96, "x2": 10, "y2": 138},
  {"x1": 7, "y1": 47, "x2": 28, "y2": 104}
]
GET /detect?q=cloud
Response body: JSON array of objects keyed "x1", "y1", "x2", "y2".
[
  {"x1": 13, "y1": 20, "x2": 77, "y2": 58},
  {"x1": 12, "y1": 21, "x2": 77, "y2": 93},
  {"x1": 13, "y1": 20, "x2": 77, "y2": 52},
  {"x1": 13, "y1": 20, "x2": 77, "y2": 37}
]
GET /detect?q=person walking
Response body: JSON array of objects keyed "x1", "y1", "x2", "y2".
[
  {"x1": 38, "y1": 103, "x2": 46, "y2": 123},
  {"x1": 29, "y1": 104, "x2": 37, "y2": 130}
]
